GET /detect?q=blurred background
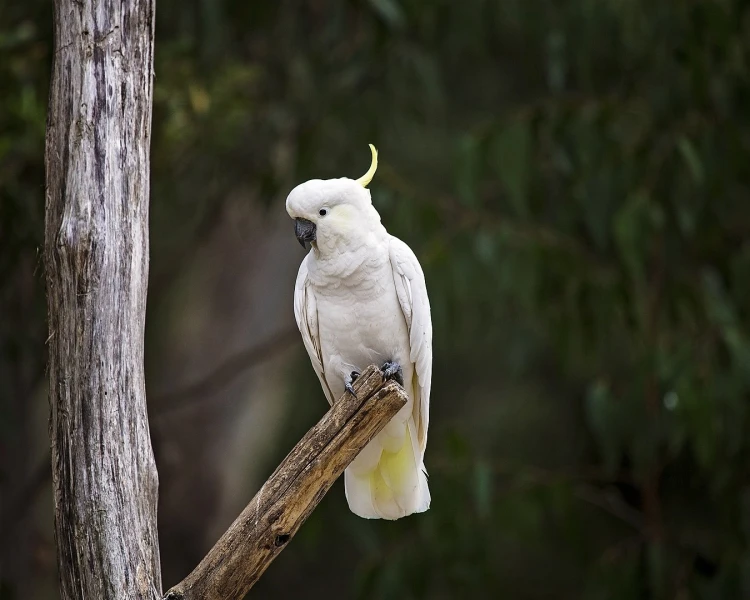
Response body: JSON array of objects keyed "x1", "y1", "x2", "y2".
[{"x1": 2, "y1": 0, "x2": 750, "y2": 598}]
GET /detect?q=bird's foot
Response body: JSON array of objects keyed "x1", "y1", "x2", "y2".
[
  {"x1": 345, "y1": 370, "x2": 361, "y2": 396},
  {"x1": 380, "y1": 360, "x2": 404, "y2": 387}
]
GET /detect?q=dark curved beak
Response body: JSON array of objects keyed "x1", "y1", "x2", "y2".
[{"x1": 294, "y1": 218, "x2": 316, "y2": 248}]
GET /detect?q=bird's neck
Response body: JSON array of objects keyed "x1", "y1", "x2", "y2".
[
  {"x1": 315, "y1": 213, "x2": 387, "y2": 255},
  {"x1": 309, "y1": 228, "x2": 390, "y2": 283}
]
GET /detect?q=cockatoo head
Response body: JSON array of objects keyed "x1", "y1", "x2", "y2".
[{"x1": 286, "y1": 145, "x2": 382, "y2": 251}]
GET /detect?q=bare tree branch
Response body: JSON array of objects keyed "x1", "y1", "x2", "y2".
[
  {"x1": 150, "y1": 327, "x2": 299, "y2": 418},
  {"x1": 162, "y1": 365, "x2": 407, "y2": 600},
  {"x1": 2, "y1": 329, "x2": 301, "y2": 534}
]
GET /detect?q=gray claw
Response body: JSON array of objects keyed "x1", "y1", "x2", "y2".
[
  {"x1": 345, "y1": 370, "x2": 361, "y2": 395},
  {"x1": 380, "y1": 361, "x2": 404, "y2": 386}
]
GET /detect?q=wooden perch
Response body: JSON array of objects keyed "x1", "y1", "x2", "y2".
[{"x1": 163, "y1": 365, "x2": 407, "y2": 600}]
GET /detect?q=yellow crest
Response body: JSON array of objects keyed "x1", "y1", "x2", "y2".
[{"x1": 356, "y1": 144, "x2": 378, "y2": 188}]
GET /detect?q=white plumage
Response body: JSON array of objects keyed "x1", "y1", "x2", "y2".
[{"x1": 287, "y1": 146, "x2": 432, "y2": 520}]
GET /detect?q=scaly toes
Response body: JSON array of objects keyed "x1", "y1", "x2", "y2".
[
  {"x1": 380, "y1": 361, "x2": 404, "y2": 387},
  {"x1": 345, "y1": 370, "x2": 361, "y2": 395}
]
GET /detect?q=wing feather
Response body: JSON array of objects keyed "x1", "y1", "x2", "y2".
[
  {"x1": 294, "y1": 255, "x2": 336, "y2": 405},
  {"x1": 389, "y1": 237, "x2": 432, "y2": 455}
]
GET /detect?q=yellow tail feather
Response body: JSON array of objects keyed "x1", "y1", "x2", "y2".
[{"x1": 344, "y1": 417, "x2": 430, "y2": 520}]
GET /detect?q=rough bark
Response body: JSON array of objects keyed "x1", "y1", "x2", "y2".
[
  {"x1": 44, "y1": 1, "x2": 160, "y2": 599},
  {"x1": 163, "y1": 366, "x2": 407, "y2": 600}
]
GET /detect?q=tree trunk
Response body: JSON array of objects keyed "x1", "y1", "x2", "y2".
[{"x1": 44, "y1": 1, "x2": 160, "y2": 598}]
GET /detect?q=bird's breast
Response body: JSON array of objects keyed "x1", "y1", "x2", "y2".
[{"x1": 314, "y1": 265, "x2": 412, "y2": 394}]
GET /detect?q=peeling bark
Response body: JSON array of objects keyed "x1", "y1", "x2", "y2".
[{"x1": 44, "y1": 1, "x2": 160, "y2": 598}]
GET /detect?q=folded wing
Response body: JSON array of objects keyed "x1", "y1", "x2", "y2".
[
  {"x1": 388, "y1": 236, "x2": 433, "y2": 456},
  {"x1": 293, "y1": 254, "x2": 336, "y2": 405}
]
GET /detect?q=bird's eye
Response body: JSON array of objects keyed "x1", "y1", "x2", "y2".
[{"x1": 319, "y1": 208, "x2": 327, "y2": 216}]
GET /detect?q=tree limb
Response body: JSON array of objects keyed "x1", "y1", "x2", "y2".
[
  {"x1": 150, "y1": 327, "x2": 299, "y2": 418},
  {"x1": 1, "y1": 329, "x2": 301, "y2": 534},
  {"x1": 163, "y1": 365, "x2": 407, "y2": 600}
]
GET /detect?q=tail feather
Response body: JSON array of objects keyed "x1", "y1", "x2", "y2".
[{"x1": 344, "y1": 417, "x2": 430, "y2": 520}]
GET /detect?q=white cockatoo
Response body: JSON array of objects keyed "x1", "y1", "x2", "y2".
[{"x1": 286, "y1": 145, "x2": 432, "y2": 520}]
